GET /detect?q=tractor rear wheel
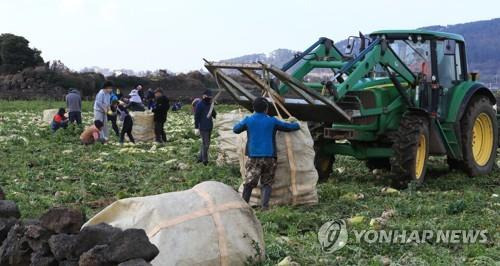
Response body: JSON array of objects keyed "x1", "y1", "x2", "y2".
[
  {"x1": 460, "y1": 96, "x2": 498, "y2": 176},
  {"x1": 391, "y1": 115, "x2": 430, "y2": 185}
]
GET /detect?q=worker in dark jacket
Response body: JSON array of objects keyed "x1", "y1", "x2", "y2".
[
  {"x1": 108, "y1": 100, "x2": 120, "y2": 137},
  {"x1": 152, "y1": 89, "x2": 170, "y2": 143},
  {"x1": 146, "y1": 88, "x2": 155, "y2": 110},
  {"x1": 233, "y1": 97, "x2": 300, "y2": 210},
  {"x1": 194, "y1": 90, "x2": 217, "y2": 165},
  {"x1": 66, "y1": 88, "x2": 82, "y2": 125}
]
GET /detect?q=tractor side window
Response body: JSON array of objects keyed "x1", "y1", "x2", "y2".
[
  {"x1": 455, "y1": 43, "x2": 463, "y2": 80},
  {"x1": 436, "y1": 41, "x2": 458, "y2": 88}
]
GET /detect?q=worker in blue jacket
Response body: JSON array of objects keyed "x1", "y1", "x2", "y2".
[{"x1": 233, "y1": 97, "x2": 300, "y2": 210}]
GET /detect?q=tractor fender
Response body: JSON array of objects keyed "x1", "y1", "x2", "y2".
[
  {"x1": 447, "y1": 83, "x2": 497, "y2": 153},
  {"x1": 455, "y1": 83, "x2": 496, "y2": 122}
]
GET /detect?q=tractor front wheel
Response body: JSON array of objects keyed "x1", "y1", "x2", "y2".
[
  {"x1": 460, "y1": 96, "x2": 498, "y2": 176},
  {"x1": 391, "y1": 115, "x2": 430, "y2": 185}
]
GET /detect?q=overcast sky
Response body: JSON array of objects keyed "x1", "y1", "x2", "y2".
[{"x1": 0, "y1": 0, "x2": 498, "y2": 73}]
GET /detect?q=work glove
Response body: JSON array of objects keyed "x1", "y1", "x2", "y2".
[{"x1": 194, "y1": 129, "x2": 200, "y2": 136}]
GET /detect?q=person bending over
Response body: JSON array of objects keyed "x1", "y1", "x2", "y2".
[{"x1": 51, "y1": 108, "x2": 69, "y2": 132}]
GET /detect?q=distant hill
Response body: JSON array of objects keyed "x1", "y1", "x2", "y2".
[
  {"x1": 220, "y1": 48, "x2": 298, "y2": 69},
  {"x1": 221, "y1": 18, "x2": 500, "y2": 87}
]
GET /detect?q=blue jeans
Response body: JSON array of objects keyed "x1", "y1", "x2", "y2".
[{"x1": 51, "y1": 121, "x2": 68, "y2": 132}]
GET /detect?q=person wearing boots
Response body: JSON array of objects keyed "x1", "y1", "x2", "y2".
[{"x1": 233, "y1": 97, "x2": 300, "y2": 210}]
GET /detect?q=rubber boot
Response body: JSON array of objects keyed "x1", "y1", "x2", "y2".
[
  {"x1": 261, "y1": 185, "x2": 272, "y2": 210},
  {"x1": 242, "y1": 184, "x2": 253, "y2": 203}
]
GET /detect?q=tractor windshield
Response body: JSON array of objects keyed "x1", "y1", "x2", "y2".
[{"x1": 389, "y1": 40, "x2": 431, "y2": 79}]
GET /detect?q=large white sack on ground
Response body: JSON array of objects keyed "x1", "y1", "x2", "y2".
[
  {"x1": 214, "y1": 110, "x2": 248, "y2": 166},
  {"x1": 238, "y1": 121, "x2": 319, "y2": 206},
  {"x1": 83, "y1": 181, "x2": 265, "y2": 266},
  {"x1": 130, "y1": 111, "x2": 155, "y2": 142},
  {"x1": 42, "y1": 109, "x2": 58, "y2": 124}
]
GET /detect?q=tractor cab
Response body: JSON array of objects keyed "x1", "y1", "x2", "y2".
[{"x1": 348, "y1": 30, "x2": 470, "y2": 119}]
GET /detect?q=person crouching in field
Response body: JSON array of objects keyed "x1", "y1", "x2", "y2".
[
  {"x1": 117, "y1": 100, "x2": 135, "y2": 144},
  {"x1": 80, "y1": 120, "x2": 105, "y2": 145},
  {"x1": 51, "y1": 108, "x2": 69, "y2": 132},
  {"x1": 152, "y1": 89, "x2": 170, "y2": 143},
  {"x1": 94, "y1": 81, "x2": 113, "y2": 141},
  {"x1": 194, "y1": 90, "x2": 216, "y2": 165},
  {"x1": 233, "y1": 97, "x2": 300, "y2": 210}
]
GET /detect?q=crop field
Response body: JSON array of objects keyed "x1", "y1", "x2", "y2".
[{"x1": 0, "y1": 100, "x2": 499, "y2": 265}]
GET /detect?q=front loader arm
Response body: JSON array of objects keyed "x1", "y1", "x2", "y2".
[
  {"x1": 335, "y1": 39, "x2": 417, "y2": 101},
  {"x1": 204, "y1": 38, "x2": 418, "y2": 123},
  {"x1": 278, "y1": 37, "x2": 345, "y2": 95}
]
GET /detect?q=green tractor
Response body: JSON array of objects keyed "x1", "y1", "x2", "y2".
[{"x1": 205, "y1": 30, "x2": 499, "y2": 184}]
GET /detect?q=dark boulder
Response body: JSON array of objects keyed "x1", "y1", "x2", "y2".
[
  {"x1": 58, "y1": 260, "x2": 79, "y2": 266},
  {"x1": 0, "y1": 200, "x2": 21, "y2": 218},
  {"x1": 78, "y1": 245, "x2": 112, "y2": 266},
  {"x1": 30, "y1": 251, "x2": 57, "y2": 266},
  {"x1": 0, "y1": 223, "x2": 32, "y2": 266},
  {"x1": 118, "y1": 258, "x2": 152, "y2": 266},
  {"x1": 48, "y1": 233, "x2": 78, "y2": 261},
  {"x1": 40, "y1": 208, "x2": 85, "y2": 234},
  {"x1": 24, "y1": 224, "x2": 52, "y2": 255},
  {"x1": 107, "y1": 229, "x2": 159, "y2": 263},
  {"x1": 0, "y1": 217, "x2": 17, "y2": 244},
  {"x1": 74, "y1": 223, "x2": 122, "y2": 257}
]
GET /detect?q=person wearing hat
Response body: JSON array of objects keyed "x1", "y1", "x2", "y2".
[
  {"x1": 66, "y1": 88, "x2": 82, "y2": 125},
  {"x1": 151, "y1": 88, "x2": 170, "y2": 143},
  {"x1": 233, "y1": 97, "x2": 300, "y2": 210},
  {"x1": 128, "y1": 88, "x2": 145, "y2": 111},
  {"x1": 94, "y1": 81, "x2": 114, "y2": 141},
  {"x1": 194, "y1": 90, "x2": 217, "y2": 165}
]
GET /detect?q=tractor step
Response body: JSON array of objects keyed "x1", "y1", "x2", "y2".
[
  {"x1": 324, "y1": 128, "x2": 355, "y2": 140},
  {"x1": 435, "y1": 120, "x2": 461, "y2": 159}
]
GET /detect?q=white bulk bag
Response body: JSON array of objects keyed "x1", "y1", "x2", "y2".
[{"x1": 84, "y1": 181, "x2": 265, "y2": 266}]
